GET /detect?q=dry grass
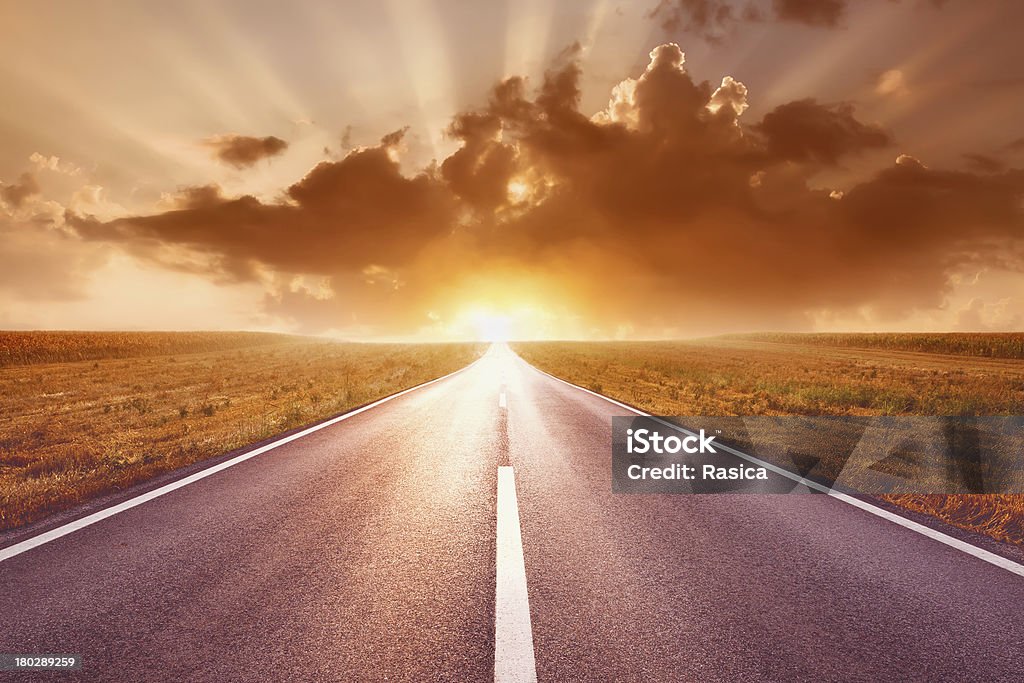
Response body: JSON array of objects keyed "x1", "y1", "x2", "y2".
[
  {"x1": 514, "y1": 337, "x2": 1024, "y2": 546},
  {"x1": 726, "y1": 332, "x2": 1024, "y2": 360},
  {"x1": 0, "y1": 334, "x2": 483, "y2": 530},
  {"x1": 0, "y1": 330, "x2": 301, "y2": 367}
]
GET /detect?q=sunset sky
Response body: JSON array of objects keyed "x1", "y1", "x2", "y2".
[{"x1": 1, "y1": 0, "x2": 1022, "y2": 340}]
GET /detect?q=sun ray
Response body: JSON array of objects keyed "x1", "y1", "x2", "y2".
[
  {"x1": 503, "y1": 0, "x2": 556, "y2": 79},
  {"x1": 188, "y1": 2, "x2": 311, "y2": 126},
  {"x1": 385, "y1": 0, "x2": 457, "y2": 162}
]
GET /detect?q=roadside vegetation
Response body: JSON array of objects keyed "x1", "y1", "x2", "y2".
[
  {"x1": 0, "y1": 333, "x2": 482, "y2": 530},
  {"x1": 513, "y1": 336, "x2": 1024, "y2": 547},
  {"x1": 0, "y1": 330, "x2": 300, "y2": 367},
  {"x1": 725, "y1": 332, "x2": 1024, "y2": 360}
]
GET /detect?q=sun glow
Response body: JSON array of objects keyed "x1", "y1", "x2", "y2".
[
  {"x1": 445, "y1": 298, "x2": 568, "y2": 342},
  {"x1": 507, "y1": 179, "x2": 530, "y2": 204},
  {"x1": 467, "y1": 308, "x2": 512, "y2": 342}
]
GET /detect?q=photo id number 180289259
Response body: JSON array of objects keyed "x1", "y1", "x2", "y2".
[{"x1": 0, "y1": 654, "x2": 82, "y2": 671}]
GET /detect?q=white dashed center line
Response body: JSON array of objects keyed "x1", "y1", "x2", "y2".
[{"x1": 494, "y1": 466, "x2": 537, "y2": 682}]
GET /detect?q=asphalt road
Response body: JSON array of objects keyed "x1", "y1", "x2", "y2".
[{"x1": 2, "y1": 344, "x2": 1023, "y2": 682}]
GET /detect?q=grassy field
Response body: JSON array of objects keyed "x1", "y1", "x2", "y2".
[
  {"x1": 514, "y1": 336, "x2": 1024, "y2": 546},
  {"x1": 0, "y1": 333, "x2": 482, "y2": 530},
  {"x1": 725, "y1": 332, "x2": 1024, "y2": 360},
  {"x1": 0, "y1": 330, "x2": 302, "y2": 367}
]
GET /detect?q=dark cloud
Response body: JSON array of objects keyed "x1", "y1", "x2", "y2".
[
  {"x1": 441, "y1": 112, "x2": 517, "y2": 212},
  {"x1": 1, "y1": 172, "x2": 41, "y2": 208},
  {"x1": 67, "y1": 44, "x2": 1024, "y2": 336},
  {"x1": 203, "y1": 134, "x2": 289, "y2": 168},
  {"x1": 756, "y1": 99, "x2": 891, "y2": 165},
  {"x1": 170, "y1": 184, "x2": 226, "y2": 209},
  {"x1": 650, "y1": 0, "x2": 759, "y2": 42},
  {"x1": 651, "y1": 0, "x2": 940, "y2": 40},
  {"x1": 71, "y1": 130, "x2": 455, "y2": 280},
  {"x1": 771, "y1": 0, "x2": 845, "y2": 26},
  {"x1": 650, "y1": 0, "x2": 845, "y2": 39}
]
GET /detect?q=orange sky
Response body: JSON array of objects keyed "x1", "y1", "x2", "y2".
[{"x1": 1, "y1": 0, "x2": 1022, "y2": 340}]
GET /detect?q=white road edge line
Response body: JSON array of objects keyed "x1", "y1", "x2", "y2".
[
  {"x1": 499, "y1": 391, "x2": 508, "y2": 409},
  {"x1": 0, "y1": 357, "x2": 482, "y2": 565},
  {"x1": 495, "y1": 466, "x2": 538, "y2": 683},
  {"x1": 527, "y1": 362, "x2": 1024, "y2": 579}
]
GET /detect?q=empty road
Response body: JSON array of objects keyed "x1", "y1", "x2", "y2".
[{"x1": 2, "y1": 344, "x2": 1023, "y2": 681}]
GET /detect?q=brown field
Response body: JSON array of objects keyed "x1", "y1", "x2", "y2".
[
  {"x1": 0, "y1": 330, "x2": 303, "y2": 367},
  {"x1": 725, "y1": 332, "x2": 1024, "y2": 360},
  {"x1": 513, "y1": 337, "x2": 1024, "y2": 546},
  {"x1": 0, "y1": 333, "x2": 483, "y2": 530}
]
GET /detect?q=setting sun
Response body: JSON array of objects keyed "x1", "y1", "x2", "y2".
[
  {"x1": 467, "y1": 308, "x2": 511, "y2": 342},
  {"x1": 442, "y1": 295, "x2": 575, "y2": 342}
]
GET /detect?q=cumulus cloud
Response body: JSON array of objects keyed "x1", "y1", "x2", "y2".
[
  {"x1": 707, "y1": 76, "x2": 749, "y2": 118},
  {"x1": 161, "y1": 184, "x2": 227, "y2": 210},
  {"x1": 64, "y1": 44, "x2": 1024, "y2": 336},
  {"x1": 29, "y1": 152, "x2": 81, "y2": 176},
  {"x1": 441, "y1": 112, "x2": 517, "y2": 213},
  {"x1": 69, "y1": 185, "x2": 128, "y2": 221},
  {"x1": 203, "y1": 134, "x2": 289, "y2": 168},
  {"x1": 72, "y1": 129, "x2": 455, "y2": 281},
  {"x1": 756, "y1": 99, "x2": 891, "y2": 165},
  {"x1": 0, "y1": 172, "x2": 41, "y2": 209}
]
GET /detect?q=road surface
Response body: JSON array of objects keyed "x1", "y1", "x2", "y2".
[{"x1": 1, "y1": 344, "x2": 1022, "y2": 681}]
